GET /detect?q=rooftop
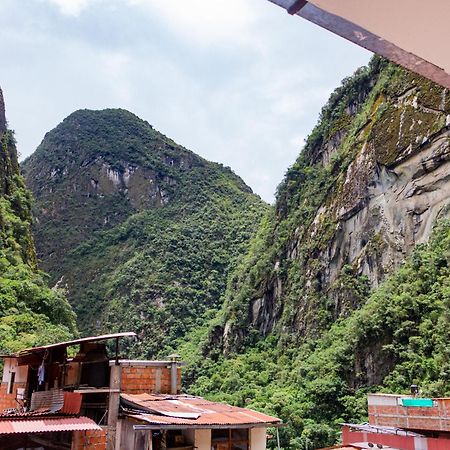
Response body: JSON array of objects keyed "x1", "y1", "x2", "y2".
[
  {"x1": 121, "y1": 393, "x2": 283, "y2": 429},
  {"x1": 368, "y1": 393, "x2": 450, "y2": 432},
  {"x1": 2, "y1": 332, "x2": 136, "y2": 358}
]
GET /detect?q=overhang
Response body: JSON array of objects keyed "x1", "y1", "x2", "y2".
[{"x1": 269, "y1": 0, "x2": 450, "y2": 89}]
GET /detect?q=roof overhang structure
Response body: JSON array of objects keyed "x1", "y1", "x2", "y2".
[
  {"x1": 1, "y1": 332, "x2": 137, "y2": 365},
  {"x1": 269, "y1": 0, "x2": 450, "y2": 89}
]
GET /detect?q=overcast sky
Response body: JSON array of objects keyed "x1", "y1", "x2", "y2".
[{"x1": 0, "y1": 0, "x2": 371, "y2": 202}]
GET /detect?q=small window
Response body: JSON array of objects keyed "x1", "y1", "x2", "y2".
[
  {"x1": 212, "y1": 429, "x2": 249, "y2": 450},
  {"x1": 8, "y1": 372, "x2": 15, "y2": 395}
]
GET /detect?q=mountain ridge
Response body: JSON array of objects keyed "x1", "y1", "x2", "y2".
[
  {"x1": 183, "y1": 57, "x2": 450, "y2": 449},
  {"x1": 23, "y1": 107, "x2": 268, "y2": 356}
]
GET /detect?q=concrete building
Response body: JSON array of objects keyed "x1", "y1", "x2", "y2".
[
  {"x1": 323, "y1": 393, "x2": 450, "y2": 450},
  {"x1": 0, "y1": 333, "x2": 282, "y2": 450}
]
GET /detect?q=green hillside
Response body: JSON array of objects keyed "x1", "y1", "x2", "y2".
[
  {"x1": 183, "y1": 58, "x2": 450, "y2": 449},
  {"x1": 23, "y1": 109, "x2": 268, "y2": 357},
  {"x1": 0, "y1": 87, "x2": 76, "y2": 352}
]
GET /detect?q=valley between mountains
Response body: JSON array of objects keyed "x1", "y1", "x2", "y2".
[{"x1": 1, "y1": 56, "x2": 449, "y2": 449}]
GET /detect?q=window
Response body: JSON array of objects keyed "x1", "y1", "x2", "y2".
[
  {"x1": 8, "y1": 371, "x2": 15, "y2": 395},
  {"x1": 212, "y1": 429, "x2": 249, "y2": 450}
]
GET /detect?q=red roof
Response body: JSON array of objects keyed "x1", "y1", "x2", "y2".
[
  {"x1": 121, "y1": 393, "x2": 282, "y2": 428},
  {"x1": 0, "y1": 416, "x2": 102, "y2": 434}
]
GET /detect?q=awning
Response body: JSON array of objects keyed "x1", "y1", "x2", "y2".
[
  {"x1": 0, "y1": 416, "x2": 102, "y2": 434},
  {"x1": 268, "y1": 0, "x2": 450, "y2": 90}
]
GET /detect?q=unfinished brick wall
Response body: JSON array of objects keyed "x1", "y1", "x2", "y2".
[
  {"x1": 368, "y1": 394, "x2": 450, "y2": 432},
  {"x1": 0, "y1": 382, "x2": 26, "y2": 411},
  {"x1": 71, "y1": 429, "x2": 107, "y2": 450},
  {"x1": 120, "y1": 365, "x2": 181, "y2": 394}
]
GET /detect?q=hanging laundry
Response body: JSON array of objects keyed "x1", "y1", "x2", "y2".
[{"x1": 38, "y1": 361, "x2": 45, "y2": 386}]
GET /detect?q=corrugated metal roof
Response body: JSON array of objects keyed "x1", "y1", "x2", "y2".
[
  {"x1": 1, "y1": 391, "x2": 82, "y2": 418},
  {"x1": 341, "y1": 423, "x2": 424, "y2": 437},
  {"x1": 0, "y1": 416, "x2": 102, "y2": 434},
  {"x1": 11, "y1": 332, "x2": 136, "y2": 357},
  {"x1": 121, "y1": 393, "x2": 282, "y2": 428}
]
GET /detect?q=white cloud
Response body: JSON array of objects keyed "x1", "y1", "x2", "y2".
[
  {"x1": 1, "y1": 0, "x2": 371, "y2": 202},
  {"x1": 126, "y1": 0, "x2": 261, "y2": 46},
  {"x1": 46, "y1": 0, "x2": 91, "y2": 17}
]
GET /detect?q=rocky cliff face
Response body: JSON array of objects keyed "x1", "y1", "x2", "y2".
[
  {"x1": 187, "y1": 59, "x2": 450, "y2": 450},
  {"x1": 218, "y1": 58, "x2": 450, "y2": 353},
  {"x1": 23, "y1": 109, "x2": 209, "y2": 267},
  {"x1": 0, "y1": 88, "x2": 6, "y2": 135},
  {"x1": 23, "y1": 109, "x2": 268, "y2": 356},
  {"x1": 0, "y1": 87, "x2": 34, "y2": 265}
]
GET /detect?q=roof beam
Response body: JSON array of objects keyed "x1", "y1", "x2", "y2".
[{"x1": 287, "y1": 0, "x2": 307, "y2": 15}]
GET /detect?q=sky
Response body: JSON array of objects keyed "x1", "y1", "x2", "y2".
[{"x1": 0, "y1": 0, "x2": 371, "y2": 203}]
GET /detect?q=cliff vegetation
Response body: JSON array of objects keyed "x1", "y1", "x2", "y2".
[{"x1": 0, "y1": 88, "x2": 76, "y2": 352}]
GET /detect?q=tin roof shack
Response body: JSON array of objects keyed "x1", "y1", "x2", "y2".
[
  {"x1": 0, "y1": 333, "x2": 282, "y2": 450},
  {"x1": 0, "y1": 332, "x2": 183, "y2": 450},
  {"x1": 337, "y1": 393, "x2": 450, "y2": 450},
  {"x1": 118, "y1": 393, "x2": 283, "y2": 450}
]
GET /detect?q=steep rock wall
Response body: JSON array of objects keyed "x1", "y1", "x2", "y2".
[
  {"x1": 219, "y1": 59, "x2": 450, "y2": 353},
  {"x1": 0, "y1": 87, "x2": 76, "y2": 350}
]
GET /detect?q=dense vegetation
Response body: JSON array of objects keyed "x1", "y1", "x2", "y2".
[
  {"x1": 23, "y1": 109, "x2": 268, "y2": 357},
  {"x1": 185, "y1": 219, "x2": 450, "y2": 449},
  {"x1": 180, "y1": 58, "x2": 450, "y2": 449},
  {"x1": 18, "y1": 58, "x2": 450, "y2": 450},
  {"x1": 0, "y1": 91, "x2": 76, "y2": 353}
]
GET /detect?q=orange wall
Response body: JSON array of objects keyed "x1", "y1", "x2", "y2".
[
  {"x1": 120, "y1": 365, "x2": 181, "y2": 394},
  {"x1": 0, "y1": 382, "x2": 26, "y2": 411},
  {"x1": 72, "y1": 429, "x2": 107, "y2": 450}
]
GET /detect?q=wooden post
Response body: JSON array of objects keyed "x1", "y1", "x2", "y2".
[{"x1": 107, "y1": 364, "x2": 121, "y2": 450}]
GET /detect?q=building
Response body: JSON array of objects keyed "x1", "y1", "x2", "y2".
[
  {"x1": 268, "y1": 0, "x2": 450, "y2": 90},
  {"x1": 328, "y1": 393, "x2": 450, "y2": 450},
  {"x1": 0, "y1": 333, "x2": 282, "y2": 450}
]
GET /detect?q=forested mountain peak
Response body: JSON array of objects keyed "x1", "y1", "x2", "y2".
[{"x1": 23, "y1": 108, "x2": 268, "y2": 357}]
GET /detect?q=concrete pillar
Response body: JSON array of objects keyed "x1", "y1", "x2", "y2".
[
  {"x1": 170, "y1": 362, "x2": 178, "y2": 395},
  {"x1": 194, "y1": 429, "x2": 211, "y2": 450},
  {"x1": 250, "y1": 428, "x2": 266, "y2": 450},
  {"x1": 107, "y1": 365, "x2": 121, "y2": 450}
]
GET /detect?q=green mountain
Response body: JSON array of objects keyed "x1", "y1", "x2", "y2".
[
  {"x1": 22, "y1": 109, "x2": 268, "y2": 357},
  {"x1": 0, "y1": 87, "x2": 75, "y2": 352},
  {"x1": 185, "y1": 57, "x2": 450, "y2": 449}
]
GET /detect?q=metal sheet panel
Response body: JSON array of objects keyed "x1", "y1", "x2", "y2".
[
  {"x1": 0, "y1": 416, "x2": 102, "y2": 434},
  {"x1": 121, "y1": 393, "x2": 282, "y2": 427}
]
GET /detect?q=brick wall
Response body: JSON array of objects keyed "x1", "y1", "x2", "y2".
[
  {"x1": 368, "y1": 394, "x2": 450, "y2": 432},
  {"x1": 120, "y1": 365, "x2": 181, "y2": 394},
  {"x1": 0, "y1": 382, "x2": 26, "y2": 411},
  {"x1": 71, "y1": 429, "x2": 107, "y2": 450}
]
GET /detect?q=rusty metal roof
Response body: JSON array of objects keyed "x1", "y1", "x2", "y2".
[
  {"x1": 121, "y1": 393, "x2": 282, "y2": 429},
  {"x1": 0, "y1": 416, "x2": 102, "y2": 434},
  {"x1": 0, "y1": 391, "x2": 82, "y2": 418},
  {"x1": 8, "y1": 332, "x2": 136, "y2": 357}
]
